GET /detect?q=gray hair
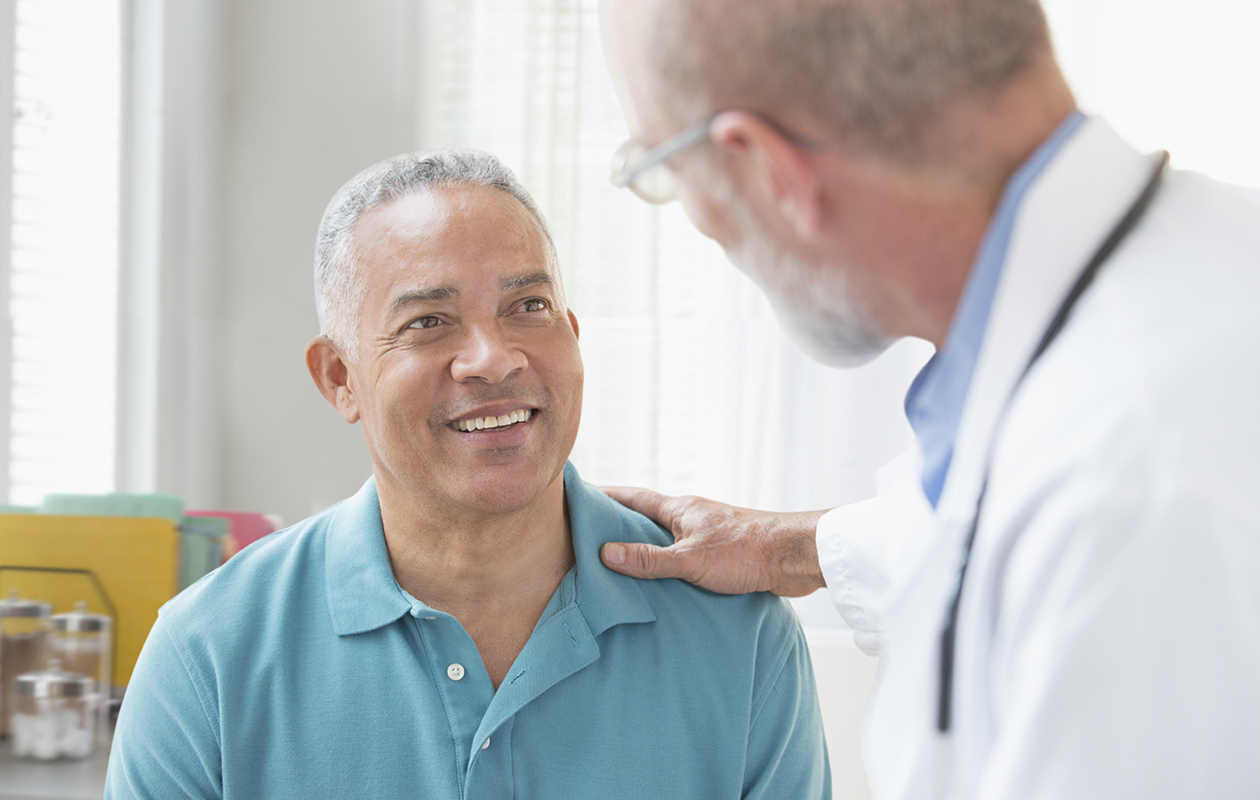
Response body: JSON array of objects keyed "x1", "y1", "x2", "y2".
[
  {"x1": 314, "y1": 149, "x2": 558, "y2": 355},
  {"x1": 652, "y1": 0, "x2": 1052, "y2": 162}
]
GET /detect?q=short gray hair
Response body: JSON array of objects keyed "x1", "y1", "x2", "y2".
[
  {"x1": 314, "y1": 149, "x2": 558, "y2": 355},
  {"x1": 652, "y1": 0, "x2": 1051, "y2": 162}
]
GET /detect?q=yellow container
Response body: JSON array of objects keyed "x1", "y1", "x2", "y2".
[{"x1": 0, "y1": 514, "x2": 179, "y2": 691}]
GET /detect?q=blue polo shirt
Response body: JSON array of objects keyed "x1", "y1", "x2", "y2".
[{"x1": 106, "y1": 463, "x2": 830, "y2": 799}]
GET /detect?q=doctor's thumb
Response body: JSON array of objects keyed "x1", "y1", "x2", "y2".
[{"x1": 601, "y1": 542, "x2": 680, "y2": 581}]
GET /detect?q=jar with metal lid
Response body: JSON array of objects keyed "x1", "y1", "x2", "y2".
[
  {"x1": 11, "y1": 659, "x2": 97, "y2": 760},
  {"x1": 0, "y1": 590, "x2": 51, "y2": 739},
  {"x1": 50, "y1": 602, "x2": 112, "y2": 743},
  {"x1": 50, "y1": 603, "x2": 112, "y2": 695}
]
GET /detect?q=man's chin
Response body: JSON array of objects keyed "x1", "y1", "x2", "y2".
[
  {"x1": 785, "y1": 323, "x2": 893, "y2": 367},
  {"x1": 769, "y1": 297, "x2": 893, "y2": 369},
  {"x1": 724, "y1": 238, "x2": 892, "y2": 368}
]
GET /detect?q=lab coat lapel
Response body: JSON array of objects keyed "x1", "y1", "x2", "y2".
[{"x1": 943, "y1": 117, "x2": 1164, "y2": 793}]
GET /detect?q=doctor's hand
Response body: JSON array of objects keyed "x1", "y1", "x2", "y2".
[{"x1": 599, "y1": 486, "x2": 829, "y2": 597}]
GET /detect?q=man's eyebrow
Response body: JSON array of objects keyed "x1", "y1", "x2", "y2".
[
  {"x1": 501, "y1": 272, "x2": 553, "y2": 292},
  {"x1": 390, "y1": 286, "x2": 457, "y2": 314}
]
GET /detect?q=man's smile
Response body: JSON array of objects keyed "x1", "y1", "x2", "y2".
[{"x1": 453, "y1": 408, "x2": 535, "y2": 432}]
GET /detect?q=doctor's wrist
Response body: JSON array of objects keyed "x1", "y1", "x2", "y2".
[{"x1": 763, "y1": 509, "x2": 828, "y2": 597}]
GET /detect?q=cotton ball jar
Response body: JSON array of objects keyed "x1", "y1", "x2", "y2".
[{"x1": 12, "y1": 659, "x2": 97, "y2": 760}]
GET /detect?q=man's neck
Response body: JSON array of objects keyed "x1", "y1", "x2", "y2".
[{"x1": 377, "y1": 473, "x2": 575, "y2": 687}]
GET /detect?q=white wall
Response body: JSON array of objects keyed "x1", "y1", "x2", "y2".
[{"x1": 209, "y1": 0, "x2": 418, "y2": 523}]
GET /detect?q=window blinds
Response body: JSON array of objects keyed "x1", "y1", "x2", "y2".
[{"x1": 5, "y1": 0, "x2": 122, "y2": 505}]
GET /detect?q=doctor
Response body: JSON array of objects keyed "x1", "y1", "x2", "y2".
[{"x1": 596, "y1": 0, "x2": 1260, "y2": 798}]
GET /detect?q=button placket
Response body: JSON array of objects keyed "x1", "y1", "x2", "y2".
[{"x1": 410, "y1": 609, "x2": 496, "y2": 791}]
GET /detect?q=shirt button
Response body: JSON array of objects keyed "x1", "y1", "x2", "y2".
[
  {"x1": 447, "y1": 663, "x2": 465, "y2": 681},
  {"x1": 481, "y1": 738, "x2": 491, "y2": 750}
]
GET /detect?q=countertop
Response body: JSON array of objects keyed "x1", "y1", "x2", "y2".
[{"x1": 0, "y1": 741, "x2": 108, "y2": 800}]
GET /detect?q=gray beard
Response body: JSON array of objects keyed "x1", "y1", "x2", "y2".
[{"x1": 716, "y1": 181, "x2": 893, "y2": 368}]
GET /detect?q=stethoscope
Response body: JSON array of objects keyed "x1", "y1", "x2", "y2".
[{"x1": 936, "y1": 149, "x2": 1171, "y2": 735}]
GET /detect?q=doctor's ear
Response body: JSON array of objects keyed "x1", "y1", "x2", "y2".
[
  {"x1": 305, "y1": 336, "x2": 360, "y2": 424},
  {"x1": 708, "y1": 110, "x2": 825, "y2": 238}
]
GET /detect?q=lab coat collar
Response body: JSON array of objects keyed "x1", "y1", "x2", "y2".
[
  {"x1": 324, "y1": 462, "x2": 656, "y2": 637},
  {"x1": 935, "y1": 117, "x2": 1161, "y2": 525}
]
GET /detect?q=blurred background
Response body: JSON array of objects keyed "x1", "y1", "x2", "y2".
[{"x1": 0, "y1": 0, "x2": 1258, "y2": 795}]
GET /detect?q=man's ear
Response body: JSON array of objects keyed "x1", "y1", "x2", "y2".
[
  {"x1": 567, "y1": 309, "x2": 580, "y2": 339},
  {"x1": 708, "y1": 110, "x2": 824, "y2": 238},
  {"x1": 305, "y1": 336, "x2": 360, "y2": 424}
]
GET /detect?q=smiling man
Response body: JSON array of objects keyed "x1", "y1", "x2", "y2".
[{"x1": 105, "y1": 150, "x2": 829, "y2": 799}]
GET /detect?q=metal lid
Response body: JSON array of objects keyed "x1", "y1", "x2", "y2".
[
  {"x1": 0, "y1": 589, "x2": 51, "y2": 619},
  {"x1": 50, "y1": 602, "x2": 111, "y2": 633},
  {"x1": 15, "y1": 659, "x2": 95, "y2": 699}
]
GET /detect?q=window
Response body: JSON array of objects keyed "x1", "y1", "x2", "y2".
[{"x1": 1, "y1": 0, "x2": 123, "y2": 506}]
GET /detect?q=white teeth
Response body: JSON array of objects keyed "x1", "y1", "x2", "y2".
[{"x1": 455, "y1": 409, "x2": 533, "y2": 432}]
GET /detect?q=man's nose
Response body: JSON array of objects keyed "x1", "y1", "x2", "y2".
[{"x1": 450, "y1": 324, "x2": 529, "y2": 384}]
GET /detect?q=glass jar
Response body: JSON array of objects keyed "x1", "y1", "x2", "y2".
[
  {"x1": 51, "y1": 602, "x2": 112, "y2": 742},
  {"x1": 50, "y1": 603, "x2": 112, "y2": 694},
  {"x1": 0, "y1": 590, "x2": 51, "y2": 739},
  {"x1": 12, "y1": 659, "x2": 97, "y2": 760}
]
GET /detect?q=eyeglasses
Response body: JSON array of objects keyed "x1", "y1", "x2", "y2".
[
  {"x1": 608, "y1": 116, "x2": 715, "y2": 205},
  {"x1": 609, "y1": 113, "x2": 822, "y2": 205}
]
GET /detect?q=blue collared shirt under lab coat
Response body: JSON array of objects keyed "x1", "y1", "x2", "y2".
[
  {"x1": 905, "y1": 111, "x2": 1086, "y2": 506},
  {"x1": 106, "y1": 463, "x2": 829, "y2": 799}
]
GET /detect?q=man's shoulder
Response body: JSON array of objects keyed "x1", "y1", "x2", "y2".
[{"x1": 568, "y1": 472, "x2": 804, "y2": 651}]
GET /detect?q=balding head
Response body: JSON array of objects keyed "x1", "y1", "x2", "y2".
[{"x1": 641, "y1": 0, "x2": 1051, "y2": 163}]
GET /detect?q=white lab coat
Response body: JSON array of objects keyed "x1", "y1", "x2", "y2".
[{"x1": 817, "y1": 117, "x2": 1260, "y2": 800}]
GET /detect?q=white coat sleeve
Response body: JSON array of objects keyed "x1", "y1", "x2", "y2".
[{"x1": 816, "y1": 446, "x2": 935, "y2": 656}]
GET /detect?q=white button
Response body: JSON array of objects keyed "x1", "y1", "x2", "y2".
[
  {"x1": 481, "y1": 738, "x2": 491, "y2": 750},
  {"x1": 447, "y1": 663, "x2": 465, "y2": 681}
]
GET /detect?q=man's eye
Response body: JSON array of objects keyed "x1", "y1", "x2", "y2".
[
  {"x1": 408, "y1": 316, "x2": 443, "y2": 329},
  {"x1": 520, "y1": 298, "x2": 549, "y2": 313}
]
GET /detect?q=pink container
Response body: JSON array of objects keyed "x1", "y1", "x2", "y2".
[{"x1": 184, "y1": 511, "x2": 280, "y2": 560}]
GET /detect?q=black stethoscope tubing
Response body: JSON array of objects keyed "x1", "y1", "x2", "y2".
[{"x1": 936, "y1": 149, "x2": 1171, "y2": 734}]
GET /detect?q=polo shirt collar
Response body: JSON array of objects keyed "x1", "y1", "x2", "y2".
[
  {"x1": 325, "y1": 463, "x2": 657, "y2": 638},
  {"x1": 325, "y1": 479, "x2": 413, "y2": 636},
  {"x1": 562, "y1": 462, "x2": 657, "y2": 636}
]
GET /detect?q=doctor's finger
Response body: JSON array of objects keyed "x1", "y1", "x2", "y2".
[{"x1": 600, "y1": 541, "x2": 688, "y2": 581}]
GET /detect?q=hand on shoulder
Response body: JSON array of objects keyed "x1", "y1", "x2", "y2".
[{"x1": 599, "y1": 486, "x2": 828, "y2": 597}]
